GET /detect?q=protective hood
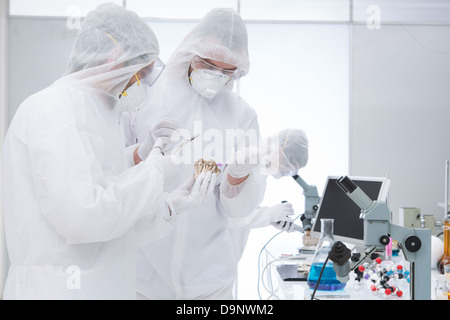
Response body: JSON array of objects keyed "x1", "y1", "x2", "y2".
[
  {"x1": 62, "y1": 3, "x2": 160, "y2": 98},
  {"x1": 127, "y1": 8, "x2": 254, "y2": 165},
  {"x1": 165, "y1": 7, "x2": 249, "y2": 81},
  {"x1": 263, "y1": 129, "x2": 309, "y2": 177}
]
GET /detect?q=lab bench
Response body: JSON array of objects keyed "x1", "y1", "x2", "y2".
[{"x1": 259, "y1": 237, "x2": 442, "y2": 300}]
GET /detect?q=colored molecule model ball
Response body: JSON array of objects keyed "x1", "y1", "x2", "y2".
[{"x1": 352, "y1": 255, "x2": 410, "y2": 299}]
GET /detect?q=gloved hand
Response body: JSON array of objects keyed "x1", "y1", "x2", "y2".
[
  {"x1": 228, "y1": 146, "x2": 259, "y2": 178},
  {"x1": 138, "y1": 119, "x2": 182, "y2": 160},
  {"x1": 152, "y1": 119, "x2": 183, "y2": 154},
  {"x1": 166, "y1": 171, "x2": 217, "y2": 216},
  {"x1": 146, "y1": 148, "x2": 180, "y2": 188},
  {"x1": 269, "y1": 202, "x2": 296, "y2": 232}
]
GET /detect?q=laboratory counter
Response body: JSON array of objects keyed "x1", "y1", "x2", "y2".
[{"x1": 259, "y1": 234, "x2": 443, "y2": 300}]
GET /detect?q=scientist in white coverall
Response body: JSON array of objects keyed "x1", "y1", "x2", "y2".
[
  {"x1": 122, "y1": 8, "x2": 267, "y2": 299},
  {"x1": 0, "y1": 3, "x2": 210, "y2": 300},
  {"x1": 228, "y1": 129, "x2": 310, "y2": 264}
]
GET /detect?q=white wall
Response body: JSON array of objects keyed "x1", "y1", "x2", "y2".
[
  {"x1": 0, "y1": 1, "x2": 7, "y2": 137},
  {"x1": 0, "y1": 0, "x2": 9, "y2": 300},
  {"x1": 350, "y1": 24, "x2": 450, "y2": 224}
]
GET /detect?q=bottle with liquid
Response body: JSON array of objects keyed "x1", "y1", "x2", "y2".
[
  {"x1": 307, "y1": 218, "x2": 346, "y2": 291},
  {"x1": 437, "y1": 220, "x2": 450, "y2": 274}
]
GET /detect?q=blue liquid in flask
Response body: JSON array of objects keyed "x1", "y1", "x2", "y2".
[{"x1": 307, "y1": 262, "x2": 346, "y2": 291}]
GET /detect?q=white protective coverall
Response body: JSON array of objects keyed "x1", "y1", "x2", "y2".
[
  {"x1": 122, "y1": 8, "x2": 267, "y2": 299},
  {"x1": 228, "y1": 129, "x2": 309, "y2": 261},
  {"x1": 1, "y1": 3, "x2": 175, "y2": 299}
]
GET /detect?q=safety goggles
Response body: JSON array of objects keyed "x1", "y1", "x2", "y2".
[
  {"x1": 190, "y1": 56, "x2": 240, "y2": 82},
  {"x1": 121, "y1": 57, "x2": 165, "y2": 97},
  {"x1": 140, "y1": 57, "x2": 165, "y2": 87}
]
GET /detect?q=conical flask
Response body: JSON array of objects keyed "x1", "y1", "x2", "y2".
[{"x1": 307, "y1": 219, "x2": 346, "y2": 291}]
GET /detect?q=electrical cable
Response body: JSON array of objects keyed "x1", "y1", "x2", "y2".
[
  {"x1": 310, "y1": 254, "x2": 330, "y2": 300},
  {"x1": 257, "y1": 230, "x2": 282, "y2": 300},
  {"x1": 257, "y1": 213, "x2": 303, "y2": 300},
  {"x1": 260, "y1": 256, "x2": 308, "y2": 299}
]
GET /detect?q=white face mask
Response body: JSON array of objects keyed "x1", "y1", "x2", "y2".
[
  {"x1": 118, "y1": 81, "x2": 148, "y2": 112},
  {"x1": 262, "y1": 149, "x2": 298, "y2": 179},
  {"x1": 189, "y1": 69, "x2": 233, "y2": 99}
]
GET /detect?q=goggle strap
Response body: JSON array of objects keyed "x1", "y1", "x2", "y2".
[{"x1": 135, "y1": 74, "x2": 140, "y2": 86}]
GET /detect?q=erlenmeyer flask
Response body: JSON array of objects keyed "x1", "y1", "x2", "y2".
[{"x1": 307, "y1": 219, "x2": 346, "y2": 291}]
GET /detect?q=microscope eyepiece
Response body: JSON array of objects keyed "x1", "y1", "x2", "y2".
[{"x1": 336, "y1": 176, "x2": 357, "y2": 193}]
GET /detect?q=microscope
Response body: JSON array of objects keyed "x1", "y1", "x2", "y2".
[
  {"x1": 292, "y1": 174, "x2": 320, "y2": 232},
  {"x1": 276, "y1": 175, "x2": 319, "y2": 233},
  {"x1": 329, "y1": 176, "x2": 431, "y2": 300}
]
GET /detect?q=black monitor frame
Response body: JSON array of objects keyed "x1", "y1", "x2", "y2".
[{"x1": 310, "y1": 176, "x2": 390, "y2": 246}]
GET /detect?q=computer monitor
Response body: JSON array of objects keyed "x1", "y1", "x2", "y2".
[{"x1": 310, "y1": 176, "x2": 390, "y2": 246}]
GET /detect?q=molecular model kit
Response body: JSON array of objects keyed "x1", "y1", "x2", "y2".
[{"x1": 351, "y1": 256, "x2": 410, "y2": 299}]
